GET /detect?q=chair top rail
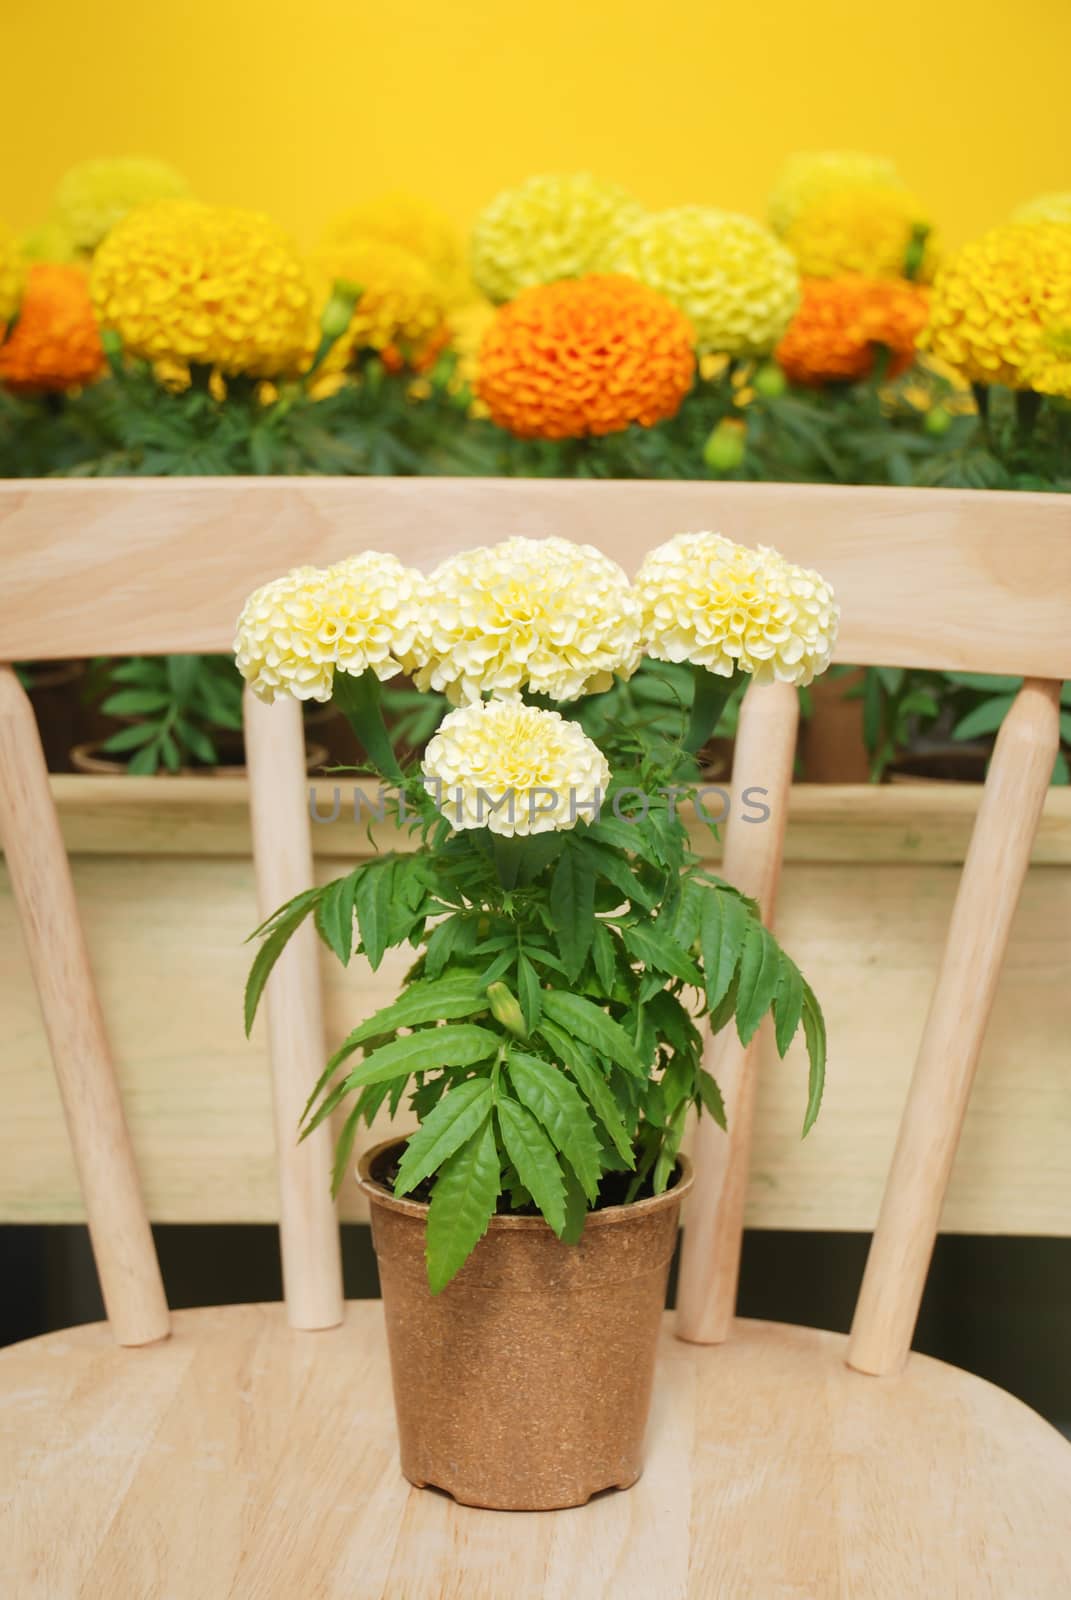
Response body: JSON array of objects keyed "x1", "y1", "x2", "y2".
[{"x1": 1, "y1": 477, "x2": 1069, "y2": 676}]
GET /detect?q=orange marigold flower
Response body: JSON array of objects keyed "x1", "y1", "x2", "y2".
[
  {"x1": 476, "y1": 275, "x2": 695, "y2": 440},
  {"x1": 0, "y1": 263, "x2": 103, "y2": 393},
  {"x1": 776, "y1": 276, "x2": 929, "y2": 386}
]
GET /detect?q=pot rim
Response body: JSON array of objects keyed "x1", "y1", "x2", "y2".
[{"x1": 357, "y1": 1136, "x2": 693, "y2": 1228}]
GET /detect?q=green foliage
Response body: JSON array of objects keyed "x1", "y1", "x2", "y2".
[
  {"x1": 241, "y1": 708, "x2": 830, "y2": 1292},
  {"x1": 93, "y1": 653, "x2": 243, "y2": 773}
]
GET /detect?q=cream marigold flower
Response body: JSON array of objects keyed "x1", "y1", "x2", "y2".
[
  {"x1": 768, "y1": 151, "x2": 904, "y2": 236},
  {"x1": 53, "y1": 158, "x2": 191, "y2": 252},
  {"x1": 423, "y1": 699, "x2": 610, "y2": 837},
  {"x1": 923, "y1": 223, "x2": 1071, "y2": 391},
  {"x1": 414, "y1": 536, "x2": 642, "y2": 705},
  {"x1": 308, "y1": 236, "x2": 447, "y2": 370},
  {"x1": 235, "y1": 553, "x2": 426, "y2": 703},
  {"x1": 636, "y1": 532, "x2": 839, "y2": 686},
  {"x1": 470, "y1": 173, "x2": 642, "y2": 304},
  {"x1": 600, "y1": 208, "x2": 799, "y2": 354},
  {"x1": 91, "y1": 201, "x2": 312, "y2": 377},
  {"x1": 0, "y1": 226, "x2": 25, "y2": 327},
  {"x1": 783, "y1": 186, "x2": 936, "y2": 282},
  {"x1": 1011, "y1": 192, "x2": 1071, "y2": 226}
]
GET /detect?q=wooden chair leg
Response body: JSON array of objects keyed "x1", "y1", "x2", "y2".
[
  {"x1": 848, "y1": 679, "x2": 1061, "y2": 1376},
  {"x1": 243, "y1": 689, "x2": 343, "y2": 1330},
  {"x1": 676, "y1": 680, "x2": 799, "y2": 1344},
  {"x1": 0, "y1": 665, "x2": 169, "y2": 1346}
]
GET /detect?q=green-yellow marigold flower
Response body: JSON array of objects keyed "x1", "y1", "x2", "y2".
[
  {"x1": 234, "y1": 553, "x2": 428, "y2": 703},
  {"x1": 923, "y1": 222, "x2": 1071, "y2": 392},
  {"x1": 635, "y1": 531, "x2": 839, "y2": 686},
  {"x1": 415, "y1": 535, "x2": 643, "y2": 705},
  {"x1": 600, "y1": 208, "x2": 799, "y2": 355},
  {"x1": 470, "y1": 172, "x2": 642, "y2": 304},
  {"x1": 0, "y1": 226, "x2": 25, "y2": 326},
  {"x1": 1011, "y1": 192, "x2": 1071, "y2": 226},
  {"x1": 783, "y1": 186, "x2": 936, "y2": 281},
  {"x1": 18, "y1": 218, "x2": 80, "y2": 265},
  {"x1": 53, "y1": 158, "x2": 190, "y2": 252},
  {"x1": 422, "y1": 699, "x2": 611, "y2": 837},
  {"x1": 90, "y1": 201, "x2": 312, "y2": 377},
  {"x1": 768, "y1": 151, "x2": 904, "y2": 236},
  {"x1": 307, "y1": 236, "x2": 446, "y2": 369},
  {"x1": 322, "y1": 193, "x2": 465, "y2": 297}
]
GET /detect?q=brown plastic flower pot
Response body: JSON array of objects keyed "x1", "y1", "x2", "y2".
[{"x1": 357, "y1": 1138, "x2": 692, "y2": 1511}]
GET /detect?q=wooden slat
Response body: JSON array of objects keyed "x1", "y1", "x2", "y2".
[
  {"x1": 1, "y1": 479, "x2": 1070, "y2": 676},
  {"x1": 31, "y1": 776, "x2": 1071, "y2": 866},
  {"x1": 848, "y1": 680, "x2": 1062, "y2": 1375},
  {"x1": 2, "y1": 783, "x2": 1068, "y2": 1233},
  {"x1": 0, "y1": 667, "x2": 169, "y2": 1346},
  {"x1": 243, "y1": 691, "x2": 343, "y2": 1330},
  {"x1": 676, "y1": 681, "x2": 798, "y2": 1343}
]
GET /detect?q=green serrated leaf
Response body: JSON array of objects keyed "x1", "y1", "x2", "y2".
[
  {"x1": 801, "y1": 982, "x2": 827, "y2": 1136},
  {"x1": 244, "y1": 889, "x2": 323, "y2": 1035},
  {"x1": 540, "y1": 989, "x2": 646, "y2": 1078},
  {"x1": 395, "y1": 1077, "x2": 494, "y2": 1195},
  {"x1": 496, "y1": 1094, "x2": 567, "y2": 1234},
  {"x1": 697, "y1": 1070, "x2": 726, "y2": 1129},
  {"x1": 735, "y1": 921, "x2": 781, "y2": 1047},
  {"x1": 624, "y1": 922, "x2": 704, "y2": 988},
  {"x1": 303, "y1": 1023, "x2": 500, "y2": 1136},
  {"x1": 559, "y1": 1159, "x2": 589, "y2": 1245},
  {"x1": 699, "y1": 886, "x2": 748, "y2": 1013},
  {"x1": 539, "y1": 1018, "x2": 635, "y2": 1167},
  {"x1": 355, "y1": 859, "x2": 395, "y2": 970},
  {"x1": 331, "y1": 1104, "x2": 364, "y2": 1196},
  {"x1": 425, "y1": 1117, "x2": 500, "y2": 1293},
  {"x1": 550, "y1": 846, "x2": 596, "y2": 980},
  {"x1": 575, "y1": 837, "x2": 657, "y2": 909},
  {"x1": 516, "y1": 952, "x2": 542, "y2": 1034},
  {"x1": 315, "y1": 872, "x2": 359, "y2": 965},
  {"x1": 773, "y1": 953, "x2": 805, "y2": 1058},
  {"x1": 507, "y1": 1049, "x2": 602, "y2": 1202},
  {"x1": 590, "y1": 920, "x2": 618, "y2": 994}
]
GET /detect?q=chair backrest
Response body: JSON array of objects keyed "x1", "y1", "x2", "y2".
[{"x1": 1, "y1": 478, "x2": 1068, "y2": 1366}]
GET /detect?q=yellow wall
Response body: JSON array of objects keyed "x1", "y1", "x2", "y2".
[{"x1": 3, "y1": 0, "x2": 1069, "y2": 250}]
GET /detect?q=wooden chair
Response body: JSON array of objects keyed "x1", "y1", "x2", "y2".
[{"x1": 2, "y1": 477, "x2": 1070, "y2": 1598}]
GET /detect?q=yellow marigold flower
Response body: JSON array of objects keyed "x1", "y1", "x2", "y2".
[
  {"x1": 1011, "y1": 192, "x2": 1071, "y2": 226},
  {"x1": 635, "y1": 532, "x2": 839, "y2": 686},
  {"x1": 91, "y1": 201, "x2": 312, "y2": 377},
  {"x1": 234, "y1": 553, "x2": 427, "y2": 703},
  {"x1": 0, "y1": 226, "x2": 24, "y2": 327},
  {"x1": 54, "y1": 158, "x2": 190, "y2": 252},
  {"x1": 308, "y1": 236, "x2": 447, "y2": 370},
  {"x1": 601, "y1": 208, "x2": 799, "y2": 355},
  {"x1": 322, "y1": 193, "x2": 464, "y2": 296},
  {"x1": 776, "y1": 276, "x2": 929, "y2": 386},
  {"x1": 923, "y1": 223, "x2": 1071, "y2": 391},
  {"x1": 768, "y1": 151, "x2": 904, "y2": 235},
  {"x1": 470, "y1": 173, "x2": 642, "y2": 304},
  {"x1": 415, "y1": 536, "x2": 642, "y2": 705},
  {"x1": 783, "y1": 186, "x2": 936, "y2": 282},
  {"x1": 476, "y1": 274, "x2": 695, "y2": 439},
  {"x1": 423, "y1": 700, "x2": 611, "y2": 838},
  {"x1": 0, "y1": 263, "x2": 103, "y2": 393}
]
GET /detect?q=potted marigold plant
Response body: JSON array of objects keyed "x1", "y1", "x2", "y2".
[{"x1": 238, "y1": 530, "x2": 838, "y2": 1511}]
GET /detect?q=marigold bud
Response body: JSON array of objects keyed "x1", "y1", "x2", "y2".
[
  {"x1": 703, "y1": 418, "x2": 747, "y2": 473},
  {"x1": 486, "y1": 981, "x2": 528, "y2": 1038}
]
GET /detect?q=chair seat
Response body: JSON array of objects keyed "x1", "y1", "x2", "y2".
[{"x1": 3, "y1": 1302, "x2": 1070, "y2": 1599}]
